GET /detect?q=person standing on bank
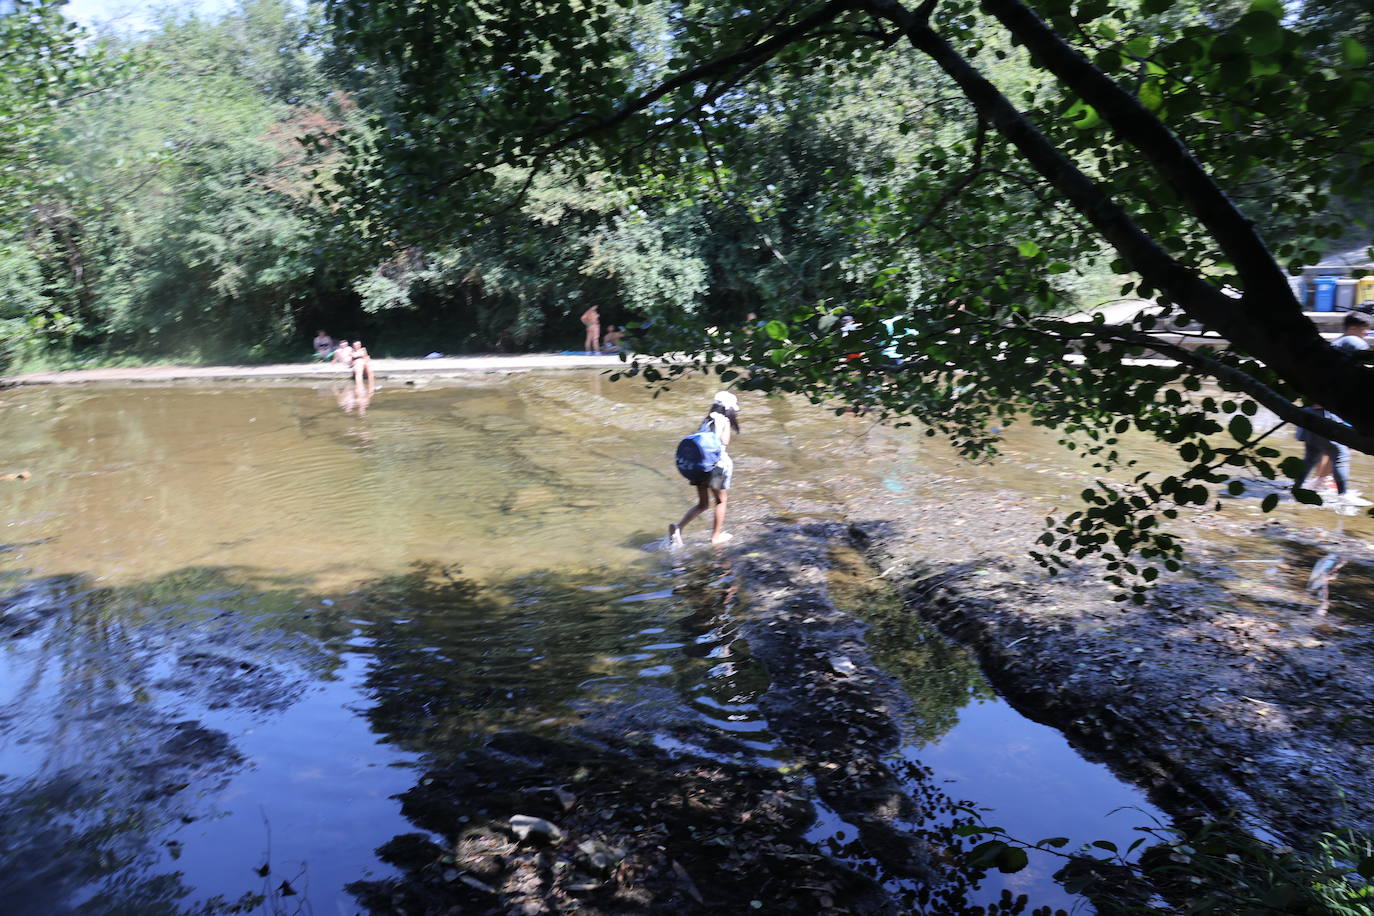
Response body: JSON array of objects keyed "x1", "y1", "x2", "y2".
[
  {"x1": 581, "y1": 305, "x2": 601, "y2": 353},
  {"x1": 670, "y1": 392, "x2": 740, "y2": 547},
  {"x1": 1306, "y1": 314, "x2": 1371, "y2": 493},
  {"x1": 1294, "y1": 315, "x2": 1374, "y2": 507}
]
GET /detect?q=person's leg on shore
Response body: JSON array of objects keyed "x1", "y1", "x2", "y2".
[
  {"x1": 1331, "y1": 442, "x2": 1352, "y2": 495},
  {"x1": 1313, "y1": 453, "x2": 1334, "y2": 490}
]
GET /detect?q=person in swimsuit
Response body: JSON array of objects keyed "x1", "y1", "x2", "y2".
[
  {"x1": 332, "y1": 340, "x2": 354, "y2": 366},
  {"x1": 351, "y1": 341, "x2": 375, "y2": 385},
  {"x1": 581, "y1": 305, "x2": 601, "y2": 353},
  {"x1": 669, "y1": 391, "x2": 740, "y2": 547},
  {"x1": 602, "y1": 325, "x2": 625, "y2": 353}
]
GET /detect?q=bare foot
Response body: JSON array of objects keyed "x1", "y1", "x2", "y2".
[
  {"x1": 668, "y1": 524, "x2": 684, "y2": 548},
  {"x1": 709, "y1": 532, "x2": 733, "y2": 546}
]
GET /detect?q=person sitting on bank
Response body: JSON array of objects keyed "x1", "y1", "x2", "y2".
[
  {"x1": 332, "y1": 340, "x2": 354, "y2": 366},
  {"x1": 312, "y1": 330, "x2": 334, "y2": 360},
  {"x1": 351, "y1": 341, "x2": 375, "y2": 385},
  {"x1": 1333, "y1": 313, "x2": 1371, "y2": 351},
  {"x1": 602, "y1": 325, "x2": 626, "y2": 353}
]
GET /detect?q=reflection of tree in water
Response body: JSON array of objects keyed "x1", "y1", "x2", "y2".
[
  {"x1": 0, "y1": 568, "x2": 337, "y2": 914},
  {"x1": 346, "y1": 557, "x2": 1043, "y2": 914},
  {"x1": 354, "y1": 561, "x2": 713, "y2": 755},
  {"x1": 826, "y1": 545, "x2": 995, "y2": 746},
  {"x1": 0, "y1": 549, "x2": 1069, "y2": 914}
]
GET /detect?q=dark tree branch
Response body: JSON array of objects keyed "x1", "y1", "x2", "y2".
[
  {"x1": 1027, "y1": 317, "x2": 1374, "y2": 453},
  {"x1": 976, "y1": 0, "x2": 1291, "y2": 301},
  {"x1": 421, "y1": 0, "x2": 856, "y2": 197},
  {"x1": 858, "y1": 0, "x2": 1374, "y2": 447}
]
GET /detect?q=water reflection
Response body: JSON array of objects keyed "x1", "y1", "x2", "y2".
[
  {"x1": 335, "y1": 379, "x2": 375, "y2": 415},
  {"x1": 344, "y1": 548, "x2": 1048, "y2": 915},
  {"x1": 1307, "y1": 552, "x2": 1346, "y2": 615},
  {"x1": 0, "y1": 570, "x2": 325, "y2": 915}
]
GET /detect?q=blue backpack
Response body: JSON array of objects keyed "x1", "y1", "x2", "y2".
[{"x1": 675, "y1": 421, "x2": 722, "y2": 482}]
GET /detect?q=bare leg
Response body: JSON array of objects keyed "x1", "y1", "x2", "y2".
[
  {"x1": 585, "y1": 325, "x2": 600, "y2": 353},
  {"x1": 709, "y1": 488, "x2": 731, "y2": 545},
  {"x1": 1315, "y1": 453, "x2": 1333, "y2": 489},
  {"x1": 671, "y1": 483, "x2": 711, "y2": 545}
]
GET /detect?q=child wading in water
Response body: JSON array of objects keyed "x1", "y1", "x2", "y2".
[{"x1": 670, "y1": 392, "x2": 739, "y2": 547}]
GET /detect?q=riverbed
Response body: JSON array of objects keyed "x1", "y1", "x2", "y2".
[{"x1": 1, "y1": 371, "x2": 1368, "y2": 913}]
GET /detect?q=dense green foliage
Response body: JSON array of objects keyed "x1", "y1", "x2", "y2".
[{"x1": 5, "y1": 0, "x2": 1077, "y2": 365}]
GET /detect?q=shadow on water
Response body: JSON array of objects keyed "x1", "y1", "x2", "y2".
[
  {"x1": 342, "y1": 548, "x2": 1051, "y2": 916},
  {"x1": 0, "y1": 567, "x2": 326, "y2": 915},
  {"x1": 0, "y1": 534, "x2": 1191, "y2": 915},
  {"x1": 0, "y1": 553, "x2": 855, "y2": 913}
]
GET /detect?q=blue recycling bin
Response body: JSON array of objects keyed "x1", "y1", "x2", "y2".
[{"x1": 1314, "y1": 275, "x2": 1337, "y2": 312}]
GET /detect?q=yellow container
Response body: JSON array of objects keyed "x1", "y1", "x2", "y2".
[{"x1": 1359, "y1": 277, "x2": 1374, "y2": 306}]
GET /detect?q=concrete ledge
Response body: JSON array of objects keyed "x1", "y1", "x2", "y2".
[{"x1": 1, "y1": 353, "x2": 643, "y2": 387}]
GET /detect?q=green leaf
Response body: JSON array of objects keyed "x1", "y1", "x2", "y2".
[
  {"x1": 1227, "y1": 415, "x2": 1252, "y2": 442},
  {"x1": 1261, "y1": 493, "x2": 1279, "y2": 512},
  {"x1": 969, "y1": 840, "x2": 1007, "y2": 867},
  {"x1": 1236, "y1": 11, "x2": 1283, "y2": 57},
  {"x1": 1343, "y1": 37, "x2": 1368, "y2": 69},
  {"x1": 1280, "y1": 456, "x2": 1305, "y2": 478},
  {"x1": 1294, "y1": 488, "x2": 1322, "y2": 505},
  {"x1": 1017, "y1": 240, "x2": 1040, "y2": 258},
  {"x1": 997, "y1": 846, "x2": 1029, "y2": 873},
  {"x1": 764, "y1": 320, "x2": 788, "y2": 340},
  {"x1": 1139, "y1": 80, "x2": 1163, "y2": 111}
]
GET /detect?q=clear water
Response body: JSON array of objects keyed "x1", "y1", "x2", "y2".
[{"x1": 0, "y1": 373, "x2": 1199, "y2": 913}]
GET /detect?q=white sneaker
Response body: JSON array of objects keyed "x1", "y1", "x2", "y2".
[{"x1": 1340, "y1": 494, "x2": 1372, "y2": 508}]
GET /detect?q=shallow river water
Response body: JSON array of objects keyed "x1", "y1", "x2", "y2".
[{"x1": 2, "y1": 371, "x2": 1353, "y2": 914}]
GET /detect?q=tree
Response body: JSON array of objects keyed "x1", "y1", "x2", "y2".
[
  {"x1": 11, "y1": 0, "x2": 354, "y2": 362},
  {"x1": 0, "y1": 0, "x2": 129, "y2": 366},
  {"x1": 325, "y1": 0, "x2": 1374, "y2": 588}
]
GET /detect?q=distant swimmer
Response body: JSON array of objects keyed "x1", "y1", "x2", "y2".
[{"x1": 1, "y1": 471, "x2": 31, "y2": 481}]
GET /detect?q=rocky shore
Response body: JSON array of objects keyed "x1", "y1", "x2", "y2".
[{"x1": 839, "y1": 472, "x2": 1374, "y2": 844}]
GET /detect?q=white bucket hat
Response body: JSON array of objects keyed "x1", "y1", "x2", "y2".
[{"x1": 712, "y1": 391, "x2": 739, "y2": 412}]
